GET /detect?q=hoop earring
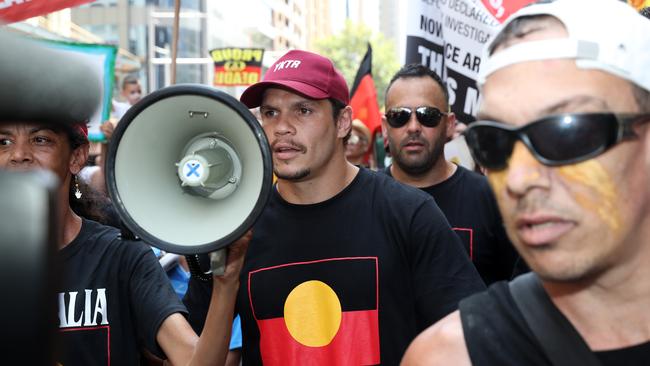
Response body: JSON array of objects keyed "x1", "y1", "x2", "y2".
[{"x1": 74, "y1": 175, "x2": 82, "y2": 199}]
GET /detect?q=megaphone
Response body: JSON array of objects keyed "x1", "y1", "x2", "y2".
[{"x1": 106, "y1": 84, "x2": 272, "y2": 262}]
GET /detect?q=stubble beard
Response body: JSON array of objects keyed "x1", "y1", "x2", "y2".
[
  {"x1": 530, "y1": 247, "x2": 612, "y2": 284},
  {"x1": 275, "y1": 167, "x2": 311, "y2": 181},
  {"x1": 506, "y1": 194, "x2": 613, "y2": 284},
  {"x1": 392, "y1": 133, "x2": 446, "y2": 176}
]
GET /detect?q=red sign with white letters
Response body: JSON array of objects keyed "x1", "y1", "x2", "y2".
[
  {"x1": 480, "y1": 0, "x2": 536, "y2": 23},
  {"x1": 0, "y1": 0, "x2": 95, "y2": 24}
]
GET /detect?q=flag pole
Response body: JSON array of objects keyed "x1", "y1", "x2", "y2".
[{"x1": 171, "y1": 0, "x2": 181, "y2": 85}]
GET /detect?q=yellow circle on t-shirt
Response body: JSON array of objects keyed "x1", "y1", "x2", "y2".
[{"x1": 283, "y1": 280, "x2": 342, "y2": 347}]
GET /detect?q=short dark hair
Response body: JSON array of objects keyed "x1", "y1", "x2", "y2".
[
  {"x1": 121, "y1": 75, "x2": 140, "y2": 90},
  {"x1": 385, "y1": 64, "x2": 449, "y2": 109},
  {"x1": 69, "y1": 130, "x2": 87, "y2": 149},
  {"x1": 488, "y1": 15, "x2": 551, "y2": 55},
  {"x1": 329, "y1": 98, "x2": 346, "y2": 121},
  {"x1": 329, "y1": 98, "x2": 352, "y2": 144},
  {"x1": 70, "y1": 178, "x2": 122, "y2": 227}
]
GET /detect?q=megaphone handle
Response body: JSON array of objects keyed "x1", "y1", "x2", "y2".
[
  {"x1": 185, "y1": 254, "x2": 211, "y2": 282},
  {"x1": 209, "y1": 249, "x2": 227, "y2": 276}
]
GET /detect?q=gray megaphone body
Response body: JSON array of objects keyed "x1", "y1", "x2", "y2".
[{"x1": 106, "y1": 84, "x2": 272, "y2": 275}]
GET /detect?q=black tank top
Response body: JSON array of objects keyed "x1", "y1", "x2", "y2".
[{"x1": 459, "y1": 282, "x2": 650, "y2": 366}]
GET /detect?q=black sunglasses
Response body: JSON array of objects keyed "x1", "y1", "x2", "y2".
[
  {"x1": 385, "y1": 106, "x2": 448, "y2": 128},
  {"x1": 464, "y1": 113, "x2": 650, "y2": 170}
]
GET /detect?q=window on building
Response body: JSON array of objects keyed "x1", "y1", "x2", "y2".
[
  {"x1": 84, "y1": 24, "x2": 119, "y2": 44},
  {"x1": 129, "y1": 25, "x2": 147, "y2": 57},
  {"x1": 146, "y1": 0, "x2": 203, "y2": 11},
  {"x1": 176, "y1": 64, "x2": 206, "y2": 84}
]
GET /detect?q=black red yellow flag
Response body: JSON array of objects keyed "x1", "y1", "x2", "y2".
[
  {"x1": 349, "y1": 43, "x2": 382, "y2": 136},
  {"x1": 248, "y1": 257, "x2": 380, "y2": 365},
  {"x1": 210, "y1": 47, "x2": 264, "y2": 87}
]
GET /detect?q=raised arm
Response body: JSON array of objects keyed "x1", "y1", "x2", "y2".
[{"x1": 157, "y1": 231, "x2": 250, "y2": 366}]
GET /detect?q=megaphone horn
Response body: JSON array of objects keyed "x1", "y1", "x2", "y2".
[{"x1": 106, "y1": 84, "x2": 272, "y2": 259}]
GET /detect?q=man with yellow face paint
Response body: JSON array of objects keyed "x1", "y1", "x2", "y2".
[{"x1": 402, "y1": 0, "x2": 650, "y2": 365}]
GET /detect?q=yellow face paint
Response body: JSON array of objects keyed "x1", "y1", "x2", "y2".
[
  {"x1": 487, "y1": 141, "x2": 620, "y2": 234},
  {"x1": 486, "y1": 142, "x2": 540, "y2": 201},
  {"x1": 559, "y1": 160, "x2": 621, "y2": 232},
  {"x1": 487, "y1": 169, "x2": 507, "y2": 200}
]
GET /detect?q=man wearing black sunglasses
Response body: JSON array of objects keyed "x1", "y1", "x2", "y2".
[
  {"x1": 403, "y1": 0, "x2": 650, "y2": 365},
  {"x1": 382, "y1": 64, "x2": 517, "y2": 286}
]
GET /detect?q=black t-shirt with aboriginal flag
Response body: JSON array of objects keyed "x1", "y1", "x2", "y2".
[
  {"x1": 235, "y1": 168, "x2": 485, "y2": 365},
  {"x1": 56, "y1": 219, "x2": 186, "y2": 365}
]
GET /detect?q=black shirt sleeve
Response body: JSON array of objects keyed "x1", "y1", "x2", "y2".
[
  {"x1": 125, "y1": 242, "x2": 188, "y2": 358},
  {"x1": 408, "y1": 198, "x2": 486, "y2": 329}
]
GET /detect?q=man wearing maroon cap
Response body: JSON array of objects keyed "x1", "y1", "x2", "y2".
[{"x1": 186, "y1": 49, "x2": 485, "y2": 365}]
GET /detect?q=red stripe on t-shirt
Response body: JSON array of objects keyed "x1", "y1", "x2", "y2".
[
  {"x1": 59, "y1": 325, "x2": 110, "y2": 365},
  {"x1": 452, "y1": 227, "x2": 474, "y2": 260},
  {"x1": 257, "y1": 309, "x2": 380, "y2": 366}
]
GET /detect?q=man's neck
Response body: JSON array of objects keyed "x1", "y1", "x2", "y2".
[
  {"x1": 276, "y1": 159, "x2": 359, "y2": 205},
  {"x1": 347, "y1": 155, "x2": 364, "y2": 166},
  {"x1": 390, "y1": 158, "x2": 457, "y2": 188},
  {"x1": 544, "y1": 235, "x2": 650, "y2": 351},
  {"x1": 58, "y1": 188, "x2": 82, "y2": 250}
]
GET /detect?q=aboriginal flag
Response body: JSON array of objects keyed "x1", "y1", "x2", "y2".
[
  {"x1": 248, "y1": 257, "x2": 380, "y2": 365},
  {"x1": 350, "y1": 44, "x2": 382, "y2": 136},
  {"x1": 210, "y1": 48, "x2": 264, "y2": 87}
]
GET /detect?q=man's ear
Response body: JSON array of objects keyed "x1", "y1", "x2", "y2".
[
  {"x1": 445, "y1": 112, "x2": 457, "y2": 142},
  {"x1": 69, "y1": 143, "x2": 89, "y2": 176},
  {"x1": 381, "y1": 114, "x2": 388, "y2": 141},
  {"x1": 337, "y1": 106, "x2": 353, "y2": 139}
]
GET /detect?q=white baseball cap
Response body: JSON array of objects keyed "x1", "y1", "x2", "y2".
[{"x1": 478, "y1": 0, "x2": 650, "y2": 93}]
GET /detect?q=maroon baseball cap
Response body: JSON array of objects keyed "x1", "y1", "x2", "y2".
[{"x1": 240, "y1": 50, "x2": 349, "y2": 108}]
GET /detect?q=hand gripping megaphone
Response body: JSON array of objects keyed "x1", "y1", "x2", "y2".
[{"x1": 106, "y1": 84, "x2": 272, "y2": 274}]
